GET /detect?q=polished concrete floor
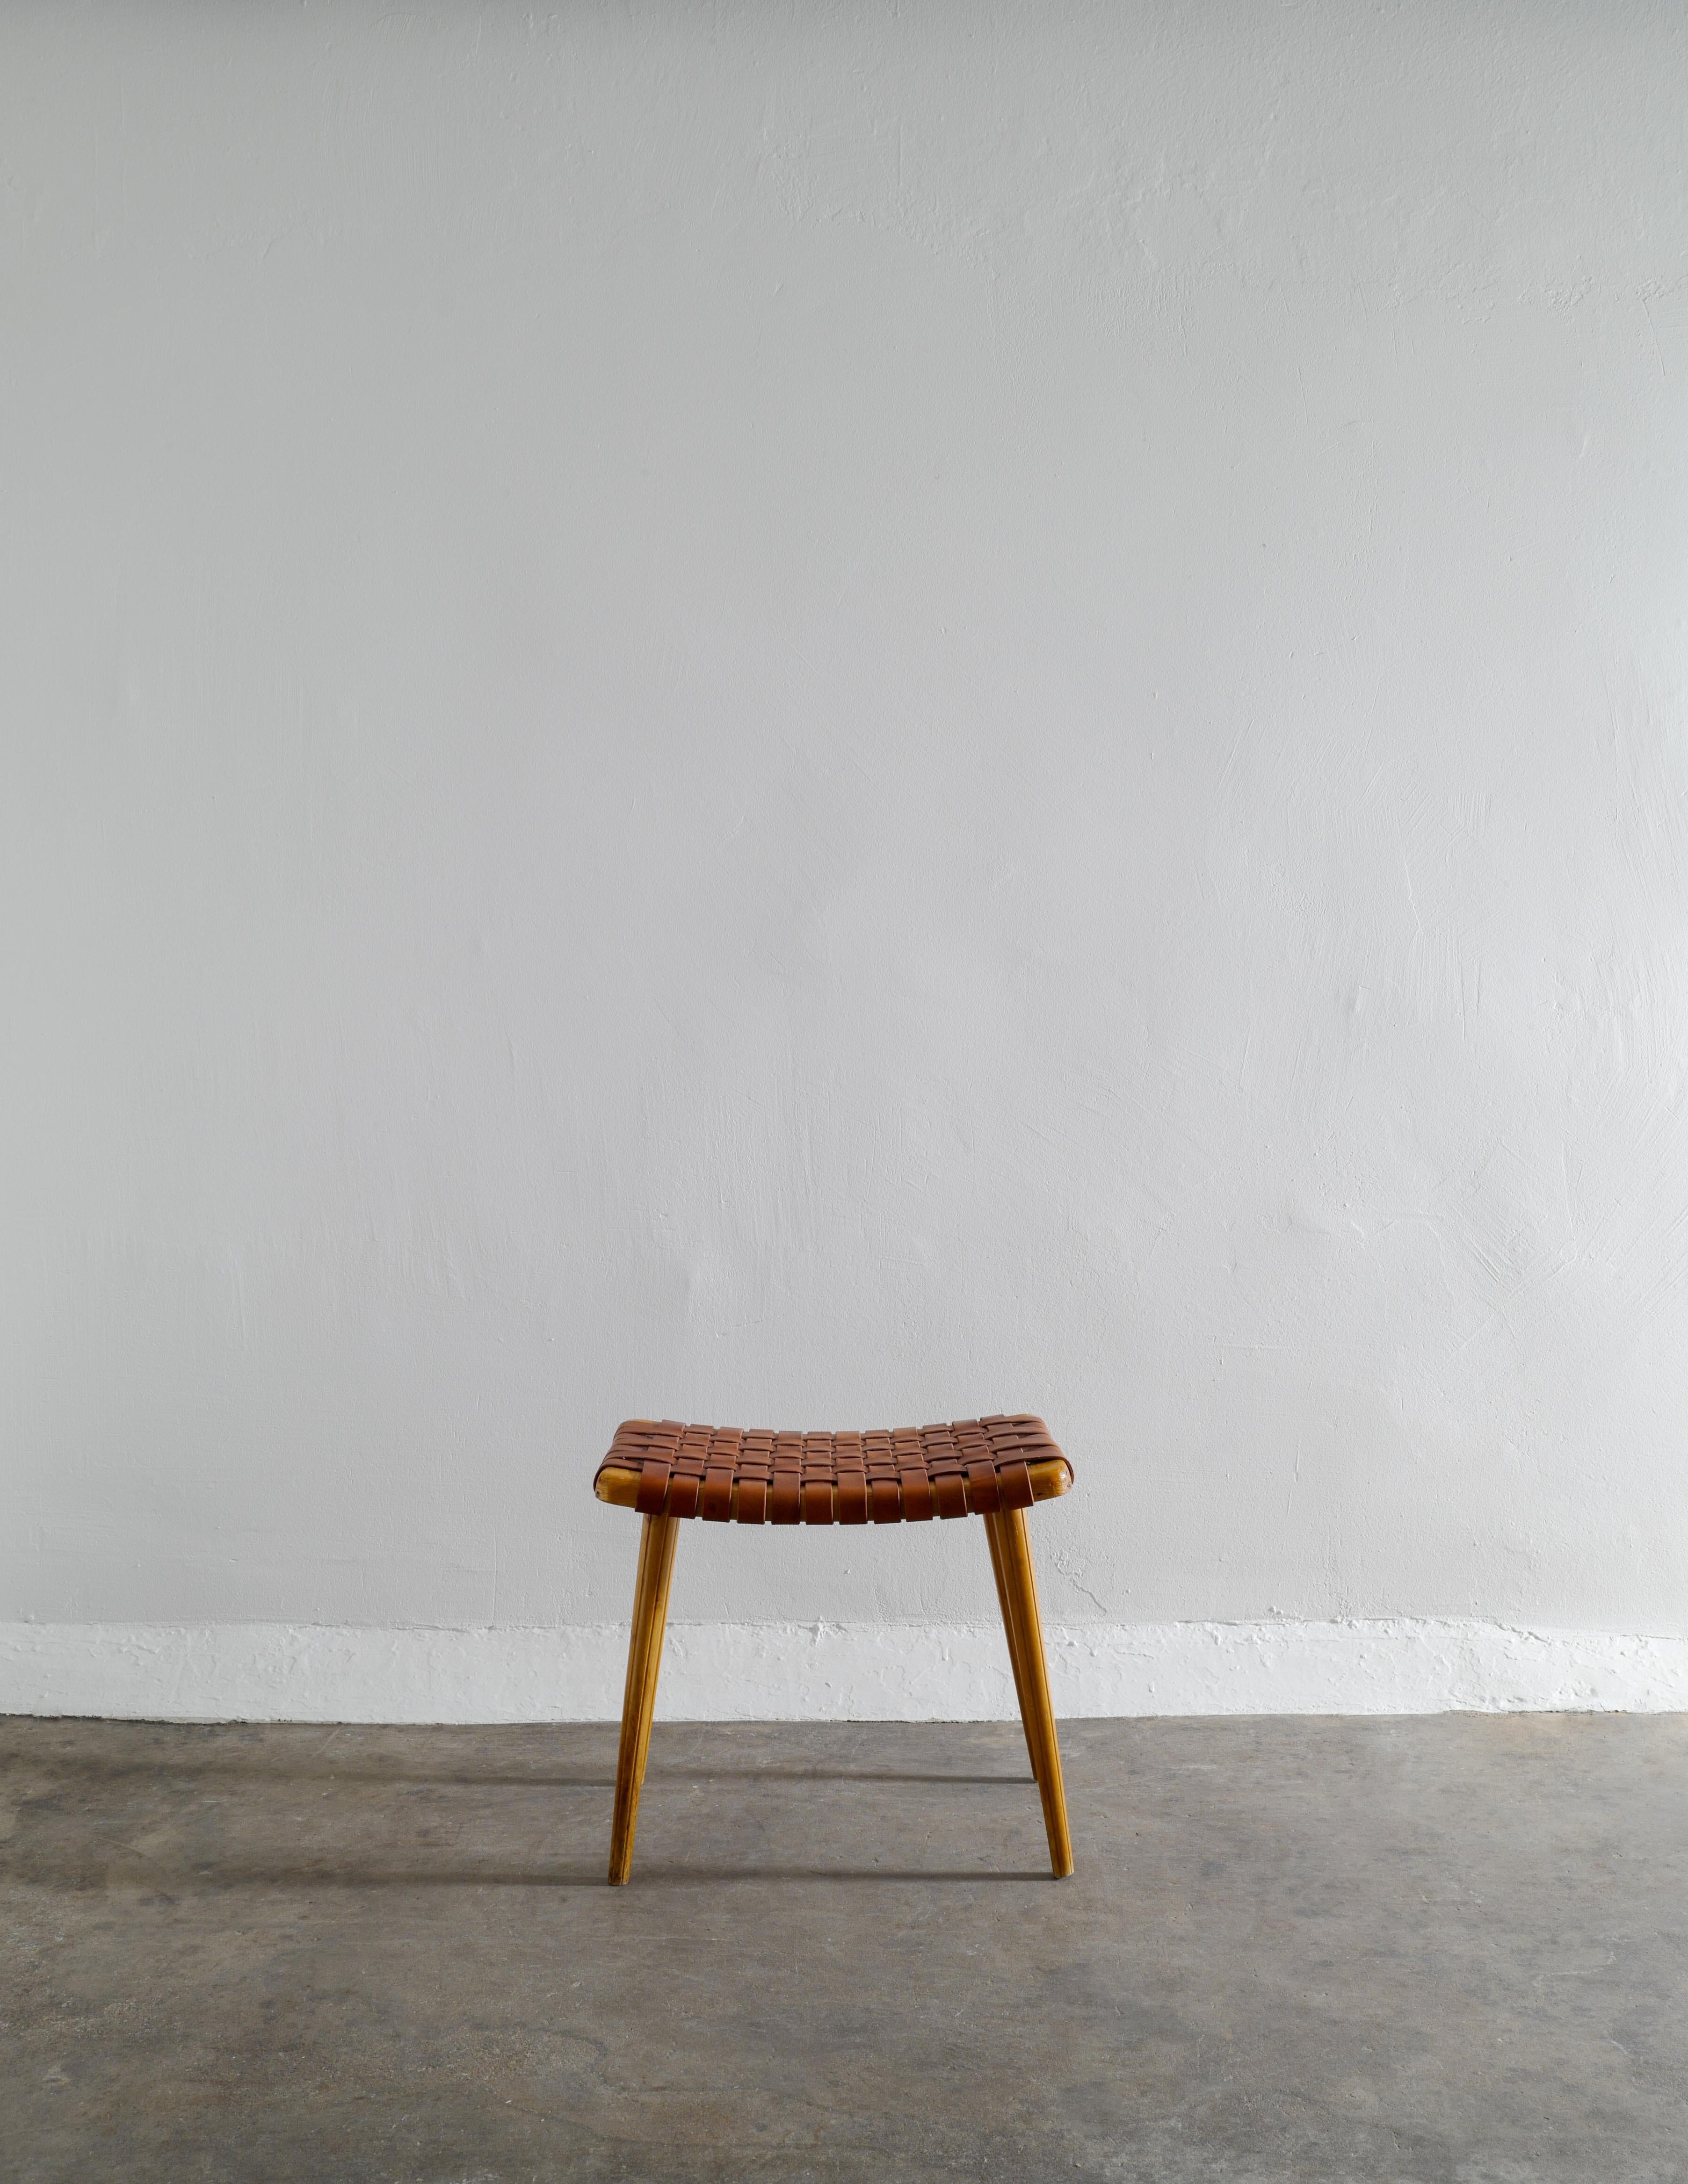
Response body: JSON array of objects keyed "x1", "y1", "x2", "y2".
[{"x1": 3, "y1": 1712, "x2": 1686, "y2": 2182}]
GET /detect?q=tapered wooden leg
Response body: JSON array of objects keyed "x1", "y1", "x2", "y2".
[
  {"x1": 608, "y1": 1512, "x2": 678, "y2": 1885},
  {"x1": 991, "y1": 1505, "x2": 1073, "y2": 1878},
  {"x1": 985, "y1": 1513, "x2": 1041, "y2": 1785},
  {"x1": 633, "y1": 1513, "x2": 678, "y2": 1794}
]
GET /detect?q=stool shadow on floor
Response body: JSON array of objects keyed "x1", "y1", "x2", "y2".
[
  {"x1": 13, "y1": 1756, "x2": 1036, "y2": 1791},
  {"x1": 15, "y1": 1754, "x2": 625, "y2": 1791},
  {"x1": 55, "y1": 1855, "x2": 1056, "y2": 1891},
  {"x1": 645, "y1": 1767, "x2": 1035, "y2": 1785},
  {"x1": 630, "y1": 1864, "x2": 1056, "y2": 1884}
]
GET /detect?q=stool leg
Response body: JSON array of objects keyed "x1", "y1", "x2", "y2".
[
  {"x1": 992, "y1": 1505, "x2": 1074, "y2": 1879},
  {"x1": 985, "y1": 1513, "x2": 1041, "y2": 1785},
  {"x1": 609, "y1": 1512, "x2": 679, "y2": 1886},
  {"x1": 634, "y1": 1512, "x2": 678, "y2": 1794}
]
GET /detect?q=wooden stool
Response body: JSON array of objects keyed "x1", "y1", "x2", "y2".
[{"x1": 593, "y1": 1414, "x2": 1075, "y2": 1883}]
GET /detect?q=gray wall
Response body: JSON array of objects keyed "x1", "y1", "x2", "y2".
[{"x1": 6, "y1": 3, "x2": 1687, "y2": 1668}]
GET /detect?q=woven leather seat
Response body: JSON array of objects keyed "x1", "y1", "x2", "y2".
[
  {"x1": 594, "y1": 1414, "x2": 1070, "y2": 1525},
  {"x1": 595, "y1": 1408, "x2": 1076, "y2": 1885}
]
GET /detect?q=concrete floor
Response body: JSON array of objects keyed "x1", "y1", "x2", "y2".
[{"x1": 3, "y1": 1714, "x2": 1686, "y2": 2182}]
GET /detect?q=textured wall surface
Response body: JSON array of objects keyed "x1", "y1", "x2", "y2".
[
  {"x1": 6, "y1": 3, "x2": 1688, "y2": 1668},
  {"x1": 8, "y1": 1617, "x2": 1688, "y2": 1725}
]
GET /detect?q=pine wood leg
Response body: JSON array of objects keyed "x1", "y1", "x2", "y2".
[
  {"x1": 634, "y1": 1511, "x2": 678, "y2": 1793},
  {"x1": 993, "y1": 1504, "x2": 1074, "y2": 1878},
  {"x1": 985, "y1": 1511, "x2": 1041, "y2": 1785},
  {"x1": 608, "y1": 1511, "x2": 678, "y2": 1885}
]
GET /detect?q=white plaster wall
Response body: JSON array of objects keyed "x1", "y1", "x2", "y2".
[
  {"x1": 5, "y1": 3, "x2": 1688, "y2": 1696},
  {"x1": 9, "y1": 1620, "x2": 1688, "y2": 1727}
]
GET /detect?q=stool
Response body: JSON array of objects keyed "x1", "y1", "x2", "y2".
[{"x1": 593, "y1": 1413, "x2": 1075, "y2": 1883}]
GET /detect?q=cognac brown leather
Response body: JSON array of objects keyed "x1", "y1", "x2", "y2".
[{"x1": 594, "y1": 1415, "x2": 1069, "y2": 1524}]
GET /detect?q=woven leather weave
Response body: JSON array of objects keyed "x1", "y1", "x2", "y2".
[{"x1": 596, "y1": 1414, "x2": 1066, "y2": 1524}]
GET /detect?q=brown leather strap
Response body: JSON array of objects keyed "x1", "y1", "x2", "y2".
[{"x1": 595, "y1": 1415, "x2": 1072, "y2": 1525}]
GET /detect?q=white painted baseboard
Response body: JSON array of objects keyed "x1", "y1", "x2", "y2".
[{"x1": 3, "y1": 1618, "x2": 1686, "y2": 1723}]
